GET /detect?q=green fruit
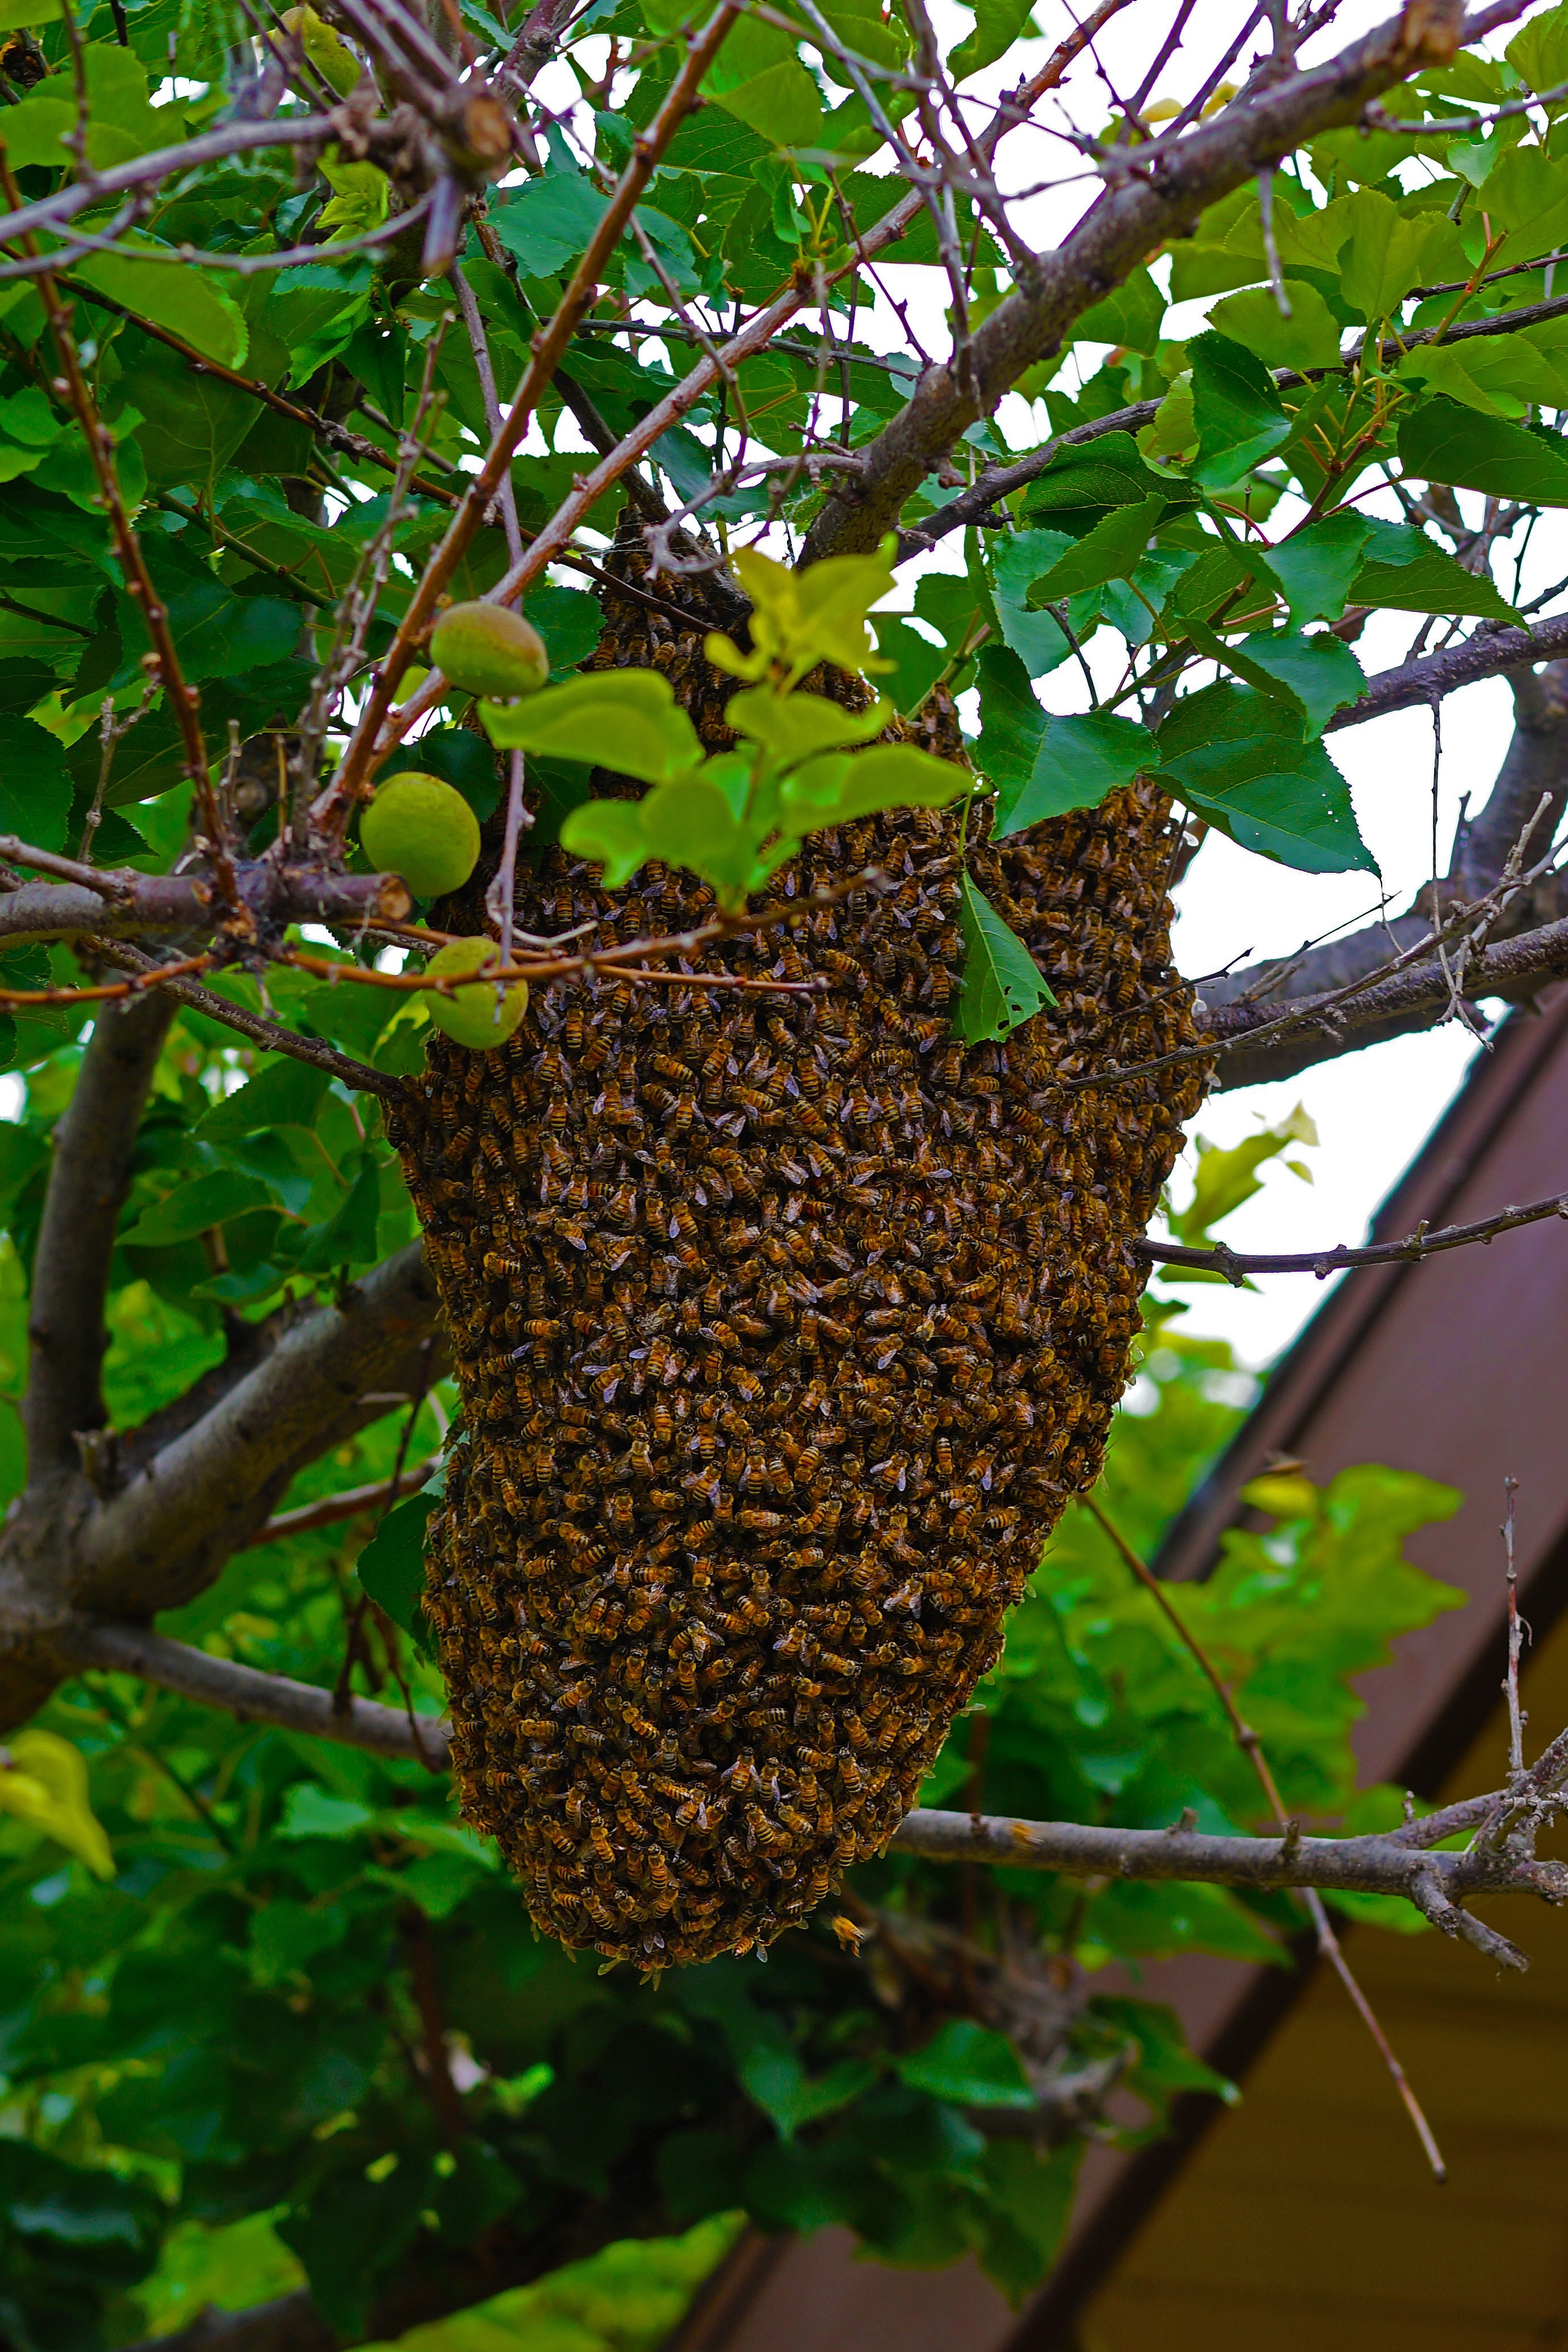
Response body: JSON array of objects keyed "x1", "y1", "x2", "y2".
[
  {"x1": 432, "y1": 602, "x2": 550, "y2": 700},
  {"x1": 279, "y1": 5, "x2": 362, "y2": 97},
  {"x1": 361, "y1": 774, "x2": 480, "y2": 900},
  {"x1": 424, "y1": 937, "x2": 529, "y2": 1052}
]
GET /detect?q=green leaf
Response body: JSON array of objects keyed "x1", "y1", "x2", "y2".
[
  {"x1": 974, "y1": 646, "x2": 1149, "y2": 836},
  {"x1": 1505, "y1": 3, "x2": 1568, "y2": 99},
  {"x1": 196, "y1": 1059, "x2": 331, "y2": 1143},
  {"x1": 521, "y1": 582, "x2": 602, "y2": 673},
  {"x1": 1020, "y1": 432, "x2": 1190, "y2": 531},
  {"x1": 704, "y1": 14, "x2": 823, "y2": 146},
  {"x1": 1154, "y1": 682, "x2": 1374, "y2": 874},
  {"x1": 483, "y1": 668, "x2": 704, "y2": 783},
  {"x1": 728, "y1": 542, "x2": 896, "y2": 679},
  {"x1": 990, "y1": 531, "x2": 1079, "y2": 676},
  {"x1": 948, "y1": 0, "x2": 1033, "y2": 77},
  {"x1": 1073, "y1": 265, "x2": 1166, "y2": 356},
  {"x1": 638, "y1": 775, "x2": 757, "y2": 893},
  {"x1": 954, "y1": 873, "x2": 1055, "y2": 1044},
  {"x1": 726, "y1": 684, "x2": 889, "y2": 762},
  {"x1": 1215, "y1": 628, "x2": 1365, "y2": 740},
  {"x1": 0, "y1": 716, "x2": 70, "y2": 853},
  {"x1": 72, "y1": 242, "x2": 248, "y2": 370},
  {"x1": 356, "y1": 1491, "x2": 436, "y2": 1641},
  {"x1": 1334, "y1": 190, "x2": 1467, "y2": 322},
  {"x1": 895, "y1": 2019, "x2": 1035, "y2": 2110},
  {"x1": 277, "y1": 1784, "x2": 376, "y2": 1840},
  {"x1": 1476, "y1": 141, "x2": 1568, "y2": 259},
  {"x1": 558, "y1": 799, "x2": 650, "y2": 888},
  {"x1": 1349, "y1": 516, "x2": 1521, "y2": 622},
  {"x1": 873, "y1": 615, "x2": 952, "y2": 713},
  {"x1": 1398, "y1": 395, "x2": 1568, "y2": 503},
  {"x1": 381, "y1": 726, "x2": 502, "y2": 823},
  {"x1": 779, "y1": 741, "x2": 969, "y2": 828},
  {"x1": 1207, "y1": 280, "x2": 1343, "y2": 373},
  {"x1": 1266, "y1": 512, "x2": 1373, "y2": 624},
  {"x1": 124, "y1": 1170, "x2": 275, "y2": 1247},
  {"x1": 1025, "y1": 495, "x2": 1166, "y2": 603},
  {"x1": 295, "y1": 1153, "x2": 383, "y2": 1273},
  {"x1": 1, "y1": 43, "x2": 162, "y2": 169},
  {"x1": 1189, "y1": 332, "x2": 1289, "y2": 488},
  {"x1": 0, "y1": 0, "x2": 62, "y2": 20},
  {"x1": 490, "y1": 170, "x2": 609, "y2": 279}
]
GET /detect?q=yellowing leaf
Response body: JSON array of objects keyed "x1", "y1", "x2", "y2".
[
  {"x1": 0, "y1": 1730, "x2": 114, "y2": 1878},
  {"x1": 724, "y1": 542, "x2": 897, "y2": 680}
]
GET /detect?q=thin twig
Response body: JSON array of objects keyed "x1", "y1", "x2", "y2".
[{"x1": 1082, "y1": 1493, "x2": 1447, "y2": 2182}]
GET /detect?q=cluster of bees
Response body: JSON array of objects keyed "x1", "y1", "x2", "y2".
[{"x1": 390, "y1": 549, "x2": 1206, "y2": 1971}]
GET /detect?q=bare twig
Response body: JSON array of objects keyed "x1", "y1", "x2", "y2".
[
  {"x1": 1083, "y1": 1494, "x2": 1446, "y2": 2180},
  {"x1": 1135, "y1": 1186, "x2": 1568, "y2": 1282}
]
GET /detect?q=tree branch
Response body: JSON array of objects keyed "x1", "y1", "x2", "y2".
[
  {"x1": 1135, "y1": 1183, "x2": 1568, "y2": 1281},
  {"x1": 84, "y1": 940, "x2": 402, "y2": 1099},
  {"x1": 0, "y1": 856, "x2": 410, "y2": 948},
  {"x1": 1200, "y1": 660, "x2": 1568, "y2": 1088},
  {"x1": 802, "y1": 0, "x2": 1480, "y2": 561},
  {"x1": 54, "y1": 1616, "x2": 1568, "y2": 1969},
  {"x1": 60, "y1": 1620, "x2": 450, "y2": 1761},
  {"x1": 23, "y1": 990, "x2": 176, "y2": 1477},
  {"x1": 72, "y1": 1240, "x2": 444, "y2": 1616},
  {"x1": 1326, "y1": 612, "x2": 1568, "y2": 734}
]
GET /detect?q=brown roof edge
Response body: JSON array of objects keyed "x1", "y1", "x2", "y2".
[{"x1": 1153, "y1": 995, "x2": 1568, "y2": 1586}]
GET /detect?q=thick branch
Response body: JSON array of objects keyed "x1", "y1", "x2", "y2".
[
  {"x1": 52, "y1": 1615, "x2": 1568, "y2": 1967},
  {"x1": 24, "y1": 991, "x2": 176, "y2": 1476},
  {"x1": 60, "y1": 1621, "x2": 450, "y2": 1761},
  {"x1": 1202, "y1": 660, "x2": 1568, "y2": 1088},
  {"x1": 0, "y1": 858, "x2": 411, "y2": 947},
  {"x1": 1326, "y1": 612, "x2": 1568, "y2": 734},
  {"x1": 74, "y1": 1241, "x2": 443, "y2": 1615},
  {"x1": 802, "y1": 0, "x2": 1479, "y2": 560}
]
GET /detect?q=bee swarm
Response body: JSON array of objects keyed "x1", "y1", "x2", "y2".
[{"x1": 390, "y1": 568, "x2": 1206, "y2": 1970}]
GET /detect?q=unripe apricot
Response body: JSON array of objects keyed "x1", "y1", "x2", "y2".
[
  {"x1": 361, "y1": 774, "x2": 480, "y2": 900},
  {"x1": 432, "y1": 601, "x2": 550, "y2": 700},
  {"x1": 424, "y1": 937, "x2": 529, "y2": 1051}
]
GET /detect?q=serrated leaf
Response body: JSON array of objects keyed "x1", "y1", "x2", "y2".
[
  {"x1": 489, "y1": 169, "x2": 608, "y2": 279},
  {"x1": 1207, "y1": 627, "x2": 1365, "y2": 740},
  {"x1": 1266, "y1": 512, "x2": 1373, "y2": 624},
  {"x1": 1477, "y1": 141, "x2": 1568, "y2": 258},
  {"x1": 124, "y1": 1169, "x2": 276, "y2": 1246},
  {"x1": 1, "y1": 43, "x2": 161, "y2": 169},
  {"x1": 1349, "y1": 517, "x2": 1520, "y2": 621},
  {"x1": 72, "y1": 242, "x2": 248, "y2": 370},
  {"x1": 948, "y1": 0, "x2": 1033, "y2": 78},
  {"x1": 1154, "y1": 681, "x2": 1374, "y2": 873},
  {"x1": 197, "y1": 1059, "x2": 332, "y2": 1142},
  {"x1": 1207, "y1": 280, "x2": 1342, "y2": 373},
  {"x1": 954, "y1": 873, "x2": 1055, "y2": 1043},
  {"x1": 1024, "y1": 495, "x2": 1166, "y2": 604},
  {"x1": 1398, "y1": 395, "x2": 1568, "y2": 503},
  {"x1": 1334, "y1": 190, "x2": 1467, "y2": 322},
  {"x1": 975, "y1": 641, "x2": 1149, "y2": 829},
  {"x1": 1189, "y1": 332, "x2": 1289, "y2": 488},
  {"x1": 1021, "y1": 432, "x2": 1192, "y2": 529}
]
